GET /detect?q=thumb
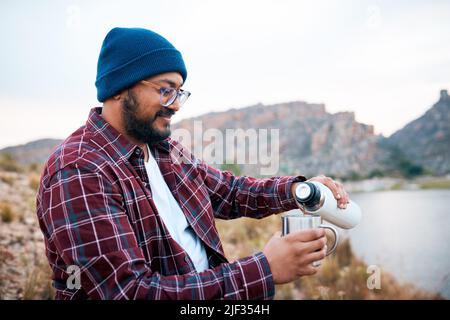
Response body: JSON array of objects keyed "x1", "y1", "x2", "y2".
[
  {"x1": 272, "y1": 231, "x2": 282, "y2": 238},
  {"x1": 265, "y1": 231, "x2": 282, "y2": 248}
]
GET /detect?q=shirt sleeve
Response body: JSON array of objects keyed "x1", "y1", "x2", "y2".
[
  {"x1": 39, "y1": 163, "x2": 275, "y2": 300},
  {"x1": 195, "y1": 158, "x2": 307, "y2": 220}
]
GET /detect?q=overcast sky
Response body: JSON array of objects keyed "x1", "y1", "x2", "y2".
[{"x1": 1, "y1": 0, "x2": 449, "y2": 148}]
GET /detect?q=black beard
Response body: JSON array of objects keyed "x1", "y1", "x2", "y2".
[{"x1": 122, "y1": 89, "x2": 174, "y2": 146}]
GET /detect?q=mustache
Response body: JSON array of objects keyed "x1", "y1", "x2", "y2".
[{"x1": 155, "y1": 108, "x2": 175, "y2": 119}]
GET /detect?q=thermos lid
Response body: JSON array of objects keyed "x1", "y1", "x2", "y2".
[
  {"x1": 296, "y1": 183, "x2": 312, "y2": 200},
  {"x1": 295, "y1": 182, "x2": 321, "y2": 207}
]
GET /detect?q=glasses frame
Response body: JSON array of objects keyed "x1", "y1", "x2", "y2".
[{"x1": 141, "y1": 80, "x2": 191, "y2": 108}]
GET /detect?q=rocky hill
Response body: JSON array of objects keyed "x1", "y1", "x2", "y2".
[
  {"x1": 1, "y1": 90, "x2": 448, "y2": 178},
  {"x1": 389, "y1": 90, "x2": 450, "y2": 175},
  {"x1": 173, "y1": 101, "x2": 385, "y2": 177},
  {"x1": 0, "y1": 139, "x2": 62, "y2": 167}
]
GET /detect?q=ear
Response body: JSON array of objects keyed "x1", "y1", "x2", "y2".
[
  {"x1": 112, "y1": 93, "x2": 122, "y2": 100},
  {"x1": 114, "y1": 88, "x2": 132, "y2": 101}
]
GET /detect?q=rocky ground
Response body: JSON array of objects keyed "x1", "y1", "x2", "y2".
[{"x1": 0, "y1": 170, "x2": 53, "y2": 300}]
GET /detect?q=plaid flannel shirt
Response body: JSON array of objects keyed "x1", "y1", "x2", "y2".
[{"x1": 36, "y1": 107, "x2": 306, "y2": 300}]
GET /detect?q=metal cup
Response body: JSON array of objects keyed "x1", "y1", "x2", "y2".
[{"x1": 281, "y1": 211, "x2": 339, "y2": 267}]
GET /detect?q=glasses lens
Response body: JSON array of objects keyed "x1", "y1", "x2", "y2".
[
  {"x1": 160, "y1": 88, "x2": 177, "y2": 107},
  {"x1": 178, "y1": 91, "x2": 191, "y2": 106},
  {"x1": 160, "y1": 88, "x2": 191, "y2": 107}
]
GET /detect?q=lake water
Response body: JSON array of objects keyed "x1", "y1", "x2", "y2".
[{"x1": 345, "y1": 190, "x2": 450, "y2": 298}]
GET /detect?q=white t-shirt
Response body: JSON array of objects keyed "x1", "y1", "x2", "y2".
[{"x1": 144, "y1": 145, "x2": 209, "y2": 272}]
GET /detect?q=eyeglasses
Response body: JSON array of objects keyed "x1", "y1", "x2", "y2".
[{"x1": 141, "y1": 80, "x2": 191, "y2": 108}]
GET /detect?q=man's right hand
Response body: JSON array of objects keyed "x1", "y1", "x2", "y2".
[{"x1": 263, "y1": 228, "x2": 327, "y2": 284}]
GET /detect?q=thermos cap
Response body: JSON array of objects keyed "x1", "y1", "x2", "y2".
[{"x1": 295, "y1": 183, "x2": 312, "y2": 200}]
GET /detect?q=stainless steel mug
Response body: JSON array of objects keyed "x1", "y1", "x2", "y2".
[{"x1": 281, "y1": 211, "x2": 339, "y2": 267}]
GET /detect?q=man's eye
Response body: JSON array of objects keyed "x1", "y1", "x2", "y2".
[{"x1": 161, "y1": 88, "x2": 174, "y2": 96}]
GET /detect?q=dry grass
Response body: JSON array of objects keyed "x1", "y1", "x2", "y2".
[
  {"x1": 419, "y1": 179, "x2": 450, "y2": 189},
  {"x1": 21, "y1": 254, "x2": 54, "y2": 300},
  {"x1": 28, "y1": 174, "x2": 41, "y2": 192},
  {"x1": 0, "y1": 154, "x2": 21, "y2": 172},
  {"x1": 0, "y1": 246, "x2": 15, "y2": 299},
  {"x1": 27, "y1": 163, "x2": 43, "y2": 174},
  {"x1": 288, "y1": 239, "x2": 440, "y2": 299},
  {"x1": 0, "y1": 242, "x2": 54, "y2": 300},
  {"x1": 216, "y1": 215, "x2": 442, "y2": 300},
  {"x1": 0, "y1": 175, "x2": 15, "y2": 186},
  {"x1": 0, "y1": 201, "x2": 15, "y2": 223},
  {"x1": 0, "y1": 166, "x2": 54, "y2": 299}
]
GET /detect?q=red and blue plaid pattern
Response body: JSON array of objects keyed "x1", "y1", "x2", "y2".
[{"x1": 36, "y1": 107, "x2": 306, "y2": 300}]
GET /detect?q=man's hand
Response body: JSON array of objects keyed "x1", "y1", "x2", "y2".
[
  {"x1": 292, "y1": 175, "x2": 349, "y2": 209},
  {"x1": 263, "y1": 229, "x2": 327, "y2": 284}
]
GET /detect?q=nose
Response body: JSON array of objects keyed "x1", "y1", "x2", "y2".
[{"x1": 167, "y1": 97, "x2": 181, "y2": 112}]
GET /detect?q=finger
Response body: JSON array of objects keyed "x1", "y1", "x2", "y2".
[
  {"x1": 310, "y1": 176, "x2": 342, "y2": 203},
  {"x1": 344, "y1": 191, "x2": 350, "y2": 205},
  {"x1": 285, "y1": 228, "x2": 325, "y2": 242},
  {"x1": 302, "y1": 265, "x2": 319, "y2": 276},
  {"x1": 342, "y1": 191, "x2": 350, "y2": 208},
  {"x1": 336, "y1": 181, "x2": 350, "y2": 209},
  {"x1": 323, "y1": 177, "x2": 341, "y2": 201},
  {"x1": 304, "y1": 236, "x2": 327, "y2": 253},
  {"x1": 273, "y1": 231, "x2": 282, "y2": 238},
  {"x1": 305, "y1": 246, "x2": 327, "y2": 264},
  {"x1": 341, "y1": 191, "x2": 349, "y2": 207},
  {"x1": 335, "y1": 182, "x2": 347, "y2": 208}
]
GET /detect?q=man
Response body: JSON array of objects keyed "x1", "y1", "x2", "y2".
[{"x1": 36, "y1": 27, "x2": 349, "y2": 300}]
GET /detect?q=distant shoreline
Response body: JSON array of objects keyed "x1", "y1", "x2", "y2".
[{"x1": 344, "y1": 175, "x2": 450, "y2": 193}]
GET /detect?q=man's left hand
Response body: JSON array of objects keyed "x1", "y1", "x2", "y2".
[{"x1": 292, "y1": 175, "x2": 350, "y2": 209}]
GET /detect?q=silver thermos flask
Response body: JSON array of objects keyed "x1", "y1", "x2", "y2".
[{"x1": 294, "y1": 181, "x2": 362, "y2": 229}]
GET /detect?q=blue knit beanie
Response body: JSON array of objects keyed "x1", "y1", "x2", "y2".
[{"x1": 95, "y1": 27, "x2": 187, "y2": 102}]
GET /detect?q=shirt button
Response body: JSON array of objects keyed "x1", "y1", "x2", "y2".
[
  {"x1": 184, "y1": 256, "x2": 190, "y2": 263},
  {"x1": 135, "y1": 148, "x2": 141, "y2": 155}
]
